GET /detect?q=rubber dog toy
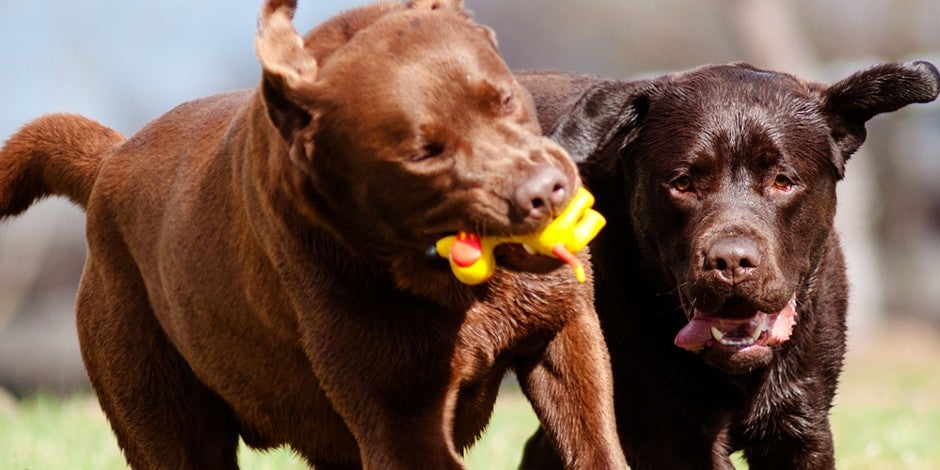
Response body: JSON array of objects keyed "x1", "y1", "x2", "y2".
[{"x1": 435, "y1": 187, "x2": 606, "y2": 285}]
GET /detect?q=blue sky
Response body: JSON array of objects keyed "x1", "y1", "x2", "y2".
[{"x1": 0, "y1": 0, "x2": 363, "y2": 137}]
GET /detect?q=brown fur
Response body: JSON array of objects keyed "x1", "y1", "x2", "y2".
[
  {"x1": 0, "y1": 1, "x2": 626, "y2": 468},
  {"x1": 518, "y1": 61, "x2": 939, "y2": 469}
]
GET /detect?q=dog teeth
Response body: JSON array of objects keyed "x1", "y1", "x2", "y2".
[
  {"x1": 751, "y1": 324, "x2": 764, "y2": 341},
  {"x1": 710, "y1": 324, "x2": 763, "y2": 346},
  {"x1": 522, "y1": 243, "x2": 537, "y2": 255},
  {"x1": 711, "y1": 327, "x2": 724, "y2": 342}
]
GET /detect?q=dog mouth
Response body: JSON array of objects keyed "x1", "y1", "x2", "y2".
[
  {"x1": 426, "y1": 233, "x2": 562, "y2": 271},
  {"x1": 428, "y1": 187, "x2": 605, "y2": 285},
  {"x1": 493, "y1": 242, "x2": 565, "y2": 273},
  {"x1": 674, "y1": 295, "x2": 798, "y2": 358}
]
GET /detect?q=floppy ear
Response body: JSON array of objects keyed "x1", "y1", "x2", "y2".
[
  {"x1": 549, "y1": 80, "x2": 653, "y2": 164},
  {"x1": 822, "y1": 61, "x2": 939, "y2": 176},
  {"x1": 255, "y1": 0, "x2": 320, "y2": 141}
]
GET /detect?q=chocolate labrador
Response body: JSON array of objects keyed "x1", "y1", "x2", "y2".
[
  {"x1": 518, "y1": 61, "x2": 939, "y2": 469},
  {"x1": 0, "y1": 1, "x2": 627, "y2": 468}
]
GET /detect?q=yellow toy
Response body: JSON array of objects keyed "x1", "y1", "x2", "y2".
[{"x1": 435, "y1": 187, "x2": 606, "y2": 285}]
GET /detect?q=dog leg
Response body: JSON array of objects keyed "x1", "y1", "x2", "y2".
[
  {"x1": 296, "y1": 314, "x2": 467, "y2": 469},
  {"x1": 77, "y1": 253, "x2": 239, "y2": 469},
  {"x1": 520, "y1": 427, "x2": 565, "y2": 469},
  {"x1": 320, "y1": 381, "x2": 466, "y2": 469},
  {"x1": 744, "y1": 420, "x2": 835, "y2": 470},
  {"x1": 516, "y1": 309, "x2": 627, "y2": 469},
  {"x1": 355, "y1": 412, "x2": 464, "y2": 469}
]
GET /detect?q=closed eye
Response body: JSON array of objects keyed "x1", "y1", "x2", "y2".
[
  {"x1": 407, "y1": 139, "x2": 448, "y2": 163},
  {"x1": 499, "y1": 91, "x2": 517, "y2": 115},
  {"x1": 422, "y1": 141, "x2": 446, "y2": 160}
]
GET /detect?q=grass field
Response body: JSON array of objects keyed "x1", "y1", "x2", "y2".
[{"x1": 2, "y1": 321, "x2": 938, "y2": 469}]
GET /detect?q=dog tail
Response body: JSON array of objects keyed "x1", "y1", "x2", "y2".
[{"x1": 0, "y1": 113, "x2": 124, "y2": 216}]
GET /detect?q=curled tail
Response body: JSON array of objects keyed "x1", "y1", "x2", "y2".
[{"x1": 0, "y1": 113, "x2": 124, "y2": 216}]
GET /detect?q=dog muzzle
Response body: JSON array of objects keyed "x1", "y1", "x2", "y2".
[{"x1": 434, "y1": 187, "x2": 606, "y2": 285}]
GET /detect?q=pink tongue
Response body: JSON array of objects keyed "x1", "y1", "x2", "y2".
[
  {"x1": 673, "y1": 297, "x2": 798, "y2": 352},
  {"x1": 674, "y1": 317, "x2": 716, "y2": 352},
  {"x1": 766, "y1": 298, "x2": 798, "y2": 345}
]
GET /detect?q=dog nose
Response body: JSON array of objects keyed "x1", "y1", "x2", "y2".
[
  {"x1": 513, "y1": 165, "x2": 570, "y2": 221},
  {"x1": 705, "y1": 237, "x2": 761, "y2": 284}
]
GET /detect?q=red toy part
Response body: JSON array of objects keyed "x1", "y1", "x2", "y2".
[{"x1": 449, "y1": 232, "x2": 482, "y2": 268}]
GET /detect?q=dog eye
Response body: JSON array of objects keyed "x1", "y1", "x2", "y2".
[
  {"x1": 672, "y1": 175, "x2": 694, "y2": 192},
  {"x1": 415, "y1": 141, "x2": 446, "y2": 161},
  {"x1": 772, "y1": 174, "x2": 795, "y2": 191},
  {"x1": 497, "y1": 91, "x2": 517, "y2": 115}
]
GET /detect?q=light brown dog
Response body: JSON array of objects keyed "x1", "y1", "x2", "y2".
[{"x1": 0, "y1": 1, "x2": 626, "y2": 468}]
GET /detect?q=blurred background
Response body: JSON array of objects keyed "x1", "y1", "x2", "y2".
[{"x1": 0, "y1": 0, "x2": 938, "y2": 399}]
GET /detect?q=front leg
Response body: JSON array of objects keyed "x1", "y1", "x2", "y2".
[
  {"x1": 516, "y1": 309, "x2": 627, "y2": 469},
  {"x1": 743, "y1": 415, "x2": 835, "y2": 469},
  {"x1": 296, "y1": 301, "x2": 467, "y2": 469}
]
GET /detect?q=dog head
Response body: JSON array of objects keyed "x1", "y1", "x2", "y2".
[
  {"x1": 550, "y1": 62, "x2": 939, "y2": 374},
  {"x1": 254, "y1": 0, "x2": 578, "y2": 287}
]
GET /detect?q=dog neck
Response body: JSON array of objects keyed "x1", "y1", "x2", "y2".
[{"x1": 235, "y1": 93, "x2": 367, "y2": 275}]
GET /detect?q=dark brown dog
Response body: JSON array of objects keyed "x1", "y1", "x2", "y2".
[
  {"x1": 0, "y1": 1, "x2": 627, "y2": 468},
  {"x1": 518, "y1": 62, "x2": 940, "y2": 469}
]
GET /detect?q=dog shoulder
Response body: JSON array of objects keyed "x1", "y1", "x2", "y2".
[{"x1": 516, "y1": 70, "x2": 606, "y2": 134}]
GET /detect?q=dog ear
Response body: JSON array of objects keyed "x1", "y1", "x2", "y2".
[
  {"x1": 822, "y1": 61, "x2": 939, "y2": 176},
  {"x1": 549, "y1": 80, "x2": 653, "y2": 164},
  {"x1": 255, "y1": 0, "x2": 320, "y2": 141}
]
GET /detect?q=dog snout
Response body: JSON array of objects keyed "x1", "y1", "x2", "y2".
[
  {"x1": 513, "y1": 165, "x2": 570, "y2": 222},
  {"x1": 704, "y1": 236, "x2": 762, "y2": 285}
]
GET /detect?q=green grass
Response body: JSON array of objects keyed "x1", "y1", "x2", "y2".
[
  {"x1": 827, "y1": 324, "x2": 940, "y2": 470},
  {"x1": 0, "y1": 389, "x2": 539, "y2": 469},
  {"x1": 1, "y1": 323, "x2": 938, "y2": 469}
]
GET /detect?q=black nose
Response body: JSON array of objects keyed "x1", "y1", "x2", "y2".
[
  {"x1": 513, "y1": 165, "x2": 570, "y2": 221},
  {"x1": 705, "y1": 236, "x2": 761, "y2": 284}
]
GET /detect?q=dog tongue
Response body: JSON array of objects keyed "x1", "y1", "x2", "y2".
[
  {"x1": 674, "y1": 317, "x2": 716, "y2": 352},
  {"x1": 674, "y1": 297, "x2": 798, "y2": 352},
  {"x1": 765, "y1": 299, "x2": 798, "y2": 345}
]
